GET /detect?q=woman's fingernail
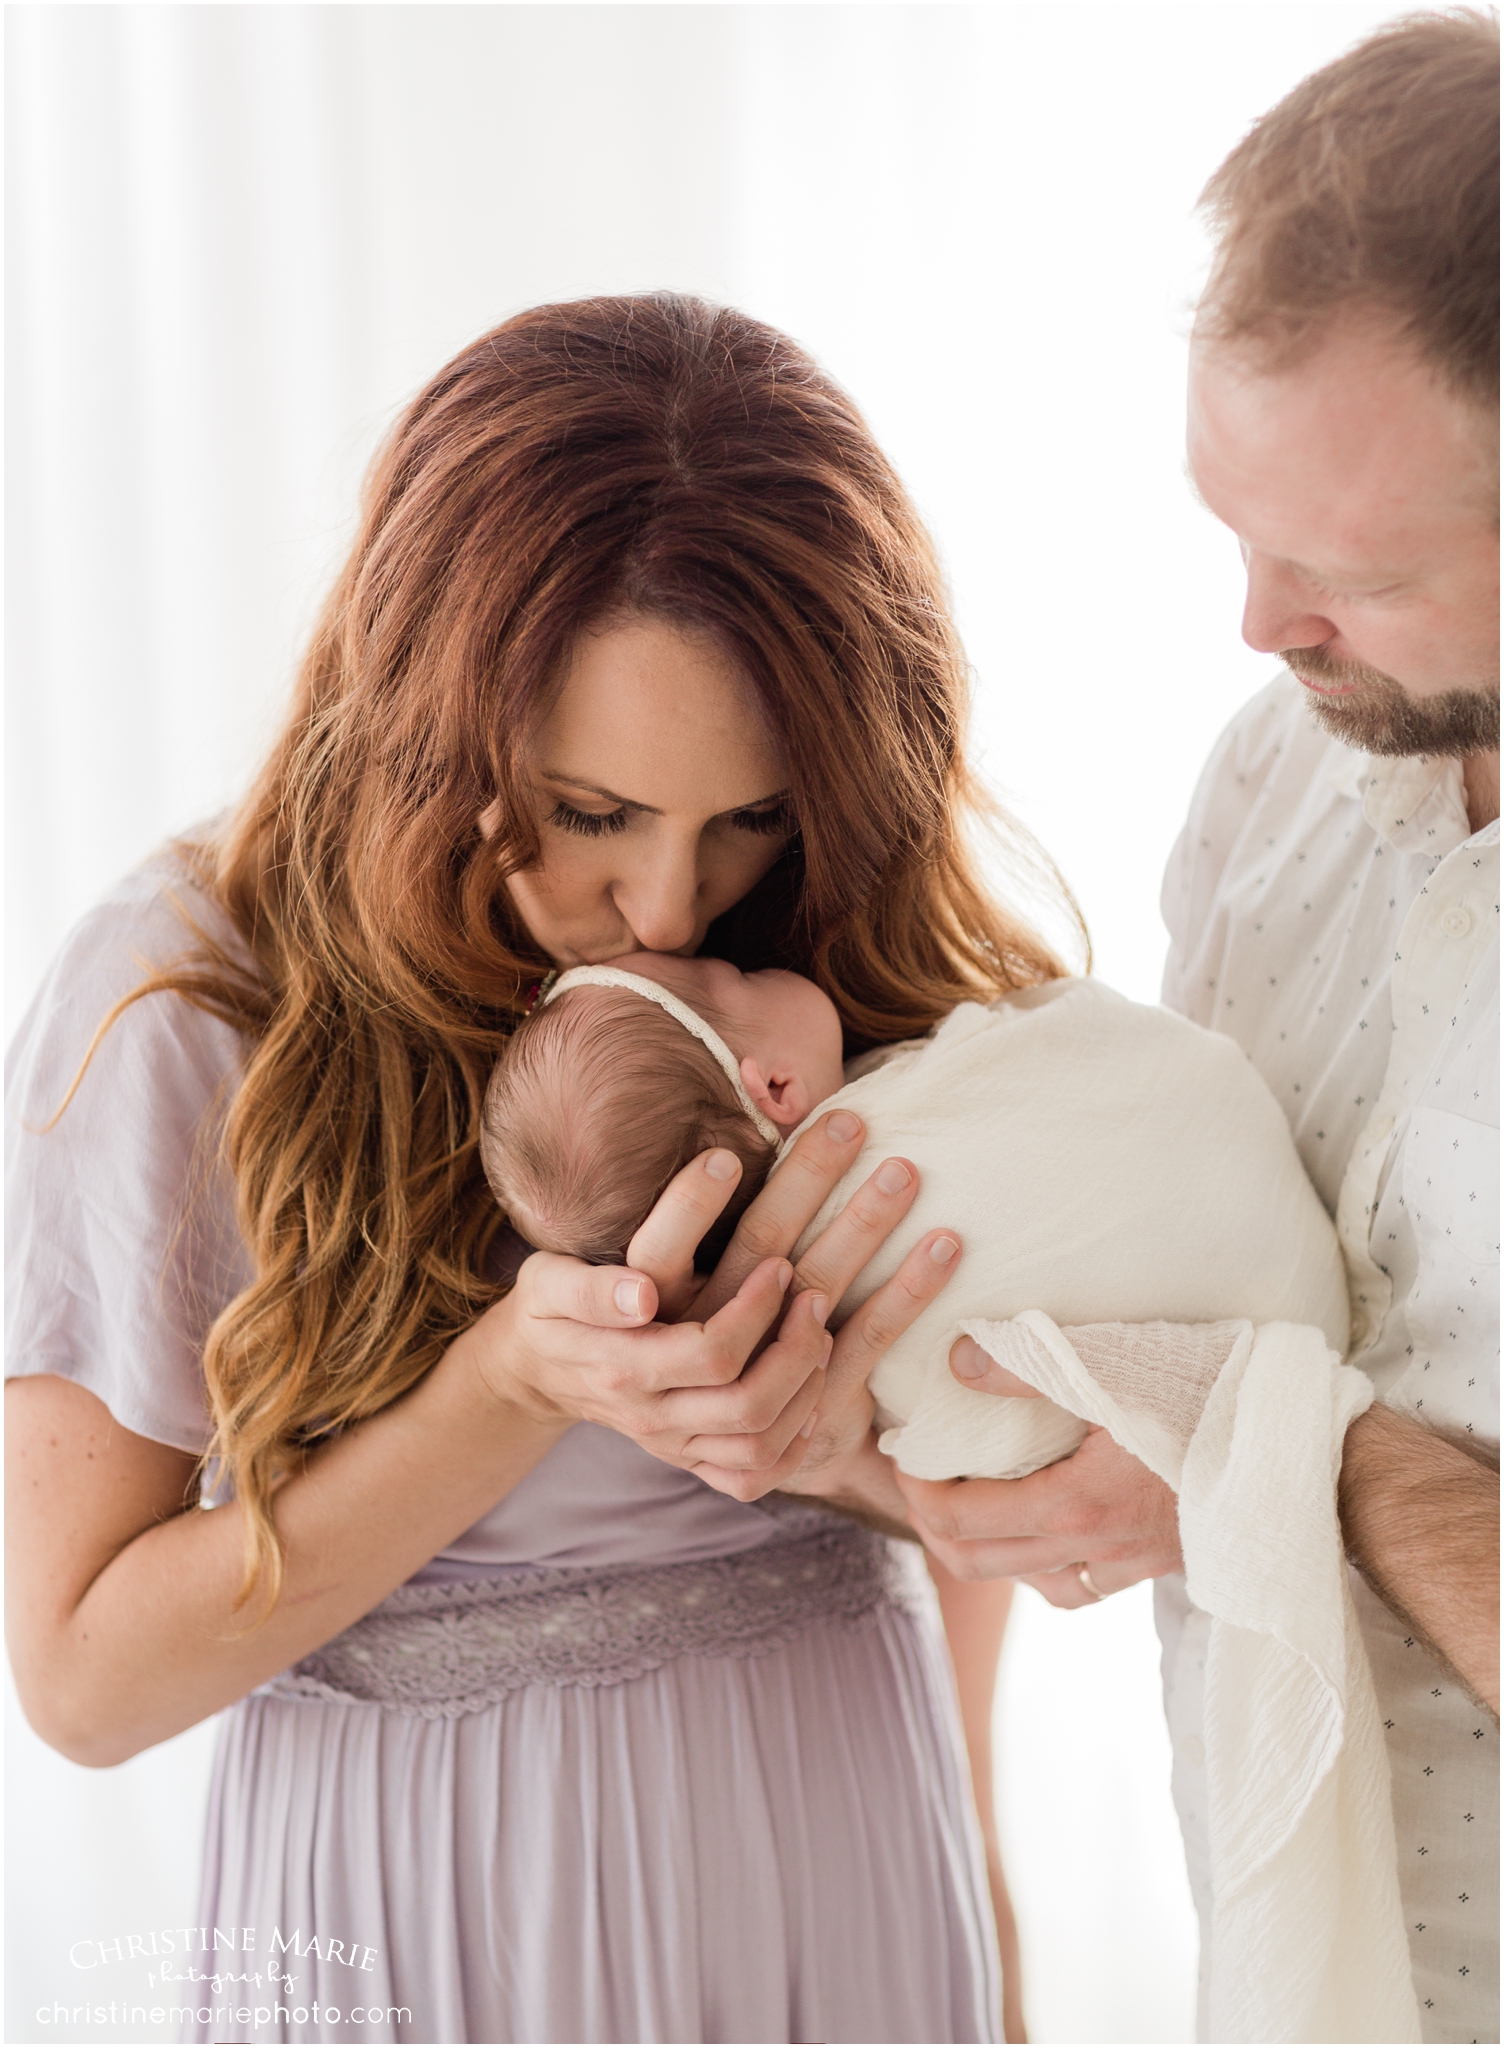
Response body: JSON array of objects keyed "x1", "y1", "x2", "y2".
[
  {"x1": 953, "y1": 1336, "x2": 988, "y2": 1376},
  {"x1": 705, "y1": 1150, "x2": 741, "y2": 1182},
  {"x1": 876, "y1": 1160, "x2": 912, "y2": 1196},
  {"x1": 799, "y1": 1414, "x2": 817, "y2": 1438},
  {"x1": 810, "y1": 1294, "x2": 829, "y2": 1328},
  {"x1": 776, "y1": 1260, "x2": 793, "y2": 1291},
  {"x1": 930, "y1": 1235, "x2": 960, "y2": 1265},
  {"x1": 826, "y1": 1111, "x2": 861, "y2": 1143},
  {"x1": 821, "y1": 1332, "x2": 834, "y2": 1365},
  {"x1": 614, "y1": 1279, "x2": 645, "y2": 1318}
]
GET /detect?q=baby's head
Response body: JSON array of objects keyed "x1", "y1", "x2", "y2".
[{"x1": 481, "y1": 954, "x2": 846, "y2": 1267}]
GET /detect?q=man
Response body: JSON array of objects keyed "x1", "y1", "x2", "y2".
[{"x1": 899, "y1": 15, "x2": 1499, "y2": 2041}]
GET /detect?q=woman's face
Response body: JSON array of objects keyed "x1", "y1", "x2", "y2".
[{"x1": 503, "y1": 615, "x2": 794, "y2": 965}]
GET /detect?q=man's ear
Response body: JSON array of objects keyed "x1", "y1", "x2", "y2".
[{"x1": 739, "y1": 1055, "x2": 812, "y2": 1131}]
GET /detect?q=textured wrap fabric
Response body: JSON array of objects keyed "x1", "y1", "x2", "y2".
[
  {"x1": 964, "y1": 1311, "x2": 1418, "y2": 2046},
  {"x1": 887, "y1": 1320, "x2": 1247, "y2": 1484},
  {"x1": 261, "y1": 1521, "x2": 912, "y2": 1715},
  {"x1": 784, "y1": 978, "x2": 1351, "y2": 1479}
]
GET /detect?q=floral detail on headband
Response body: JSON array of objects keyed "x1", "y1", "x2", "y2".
[{"x1": 524, "y1": 969, "x2": 560, "y2": 1015}]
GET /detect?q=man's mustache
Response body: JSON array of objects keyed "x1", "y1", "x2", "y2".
[{"x1": 1281, "y1": 644, "x2": 1397, "y2": 692}]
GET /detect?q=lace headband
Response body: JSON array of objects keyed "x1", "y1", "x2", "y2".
[{"x1": 541, "y1": 966, "x2": 782, "y2": 1148}]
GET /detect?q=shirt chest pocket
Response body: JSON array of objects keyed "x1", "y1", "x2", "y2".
[{"x1": 1403, "y1": 1106, "x2": 1499, "y2": 1273}]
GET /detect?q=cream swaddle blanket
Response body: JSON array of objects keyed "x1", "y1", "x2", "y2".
[{"x1": 785, "y1": 977, "x2": 1419, "y2": 2044}]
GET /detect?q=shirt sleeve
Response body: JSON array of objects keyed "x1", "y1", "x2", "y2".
[
  {"x1": 4, "y1": 865, "x2": 253, "y2": 1453},
  {"x1": 1160, "y1": 674, "x2": 1302, "y2": 1022}
]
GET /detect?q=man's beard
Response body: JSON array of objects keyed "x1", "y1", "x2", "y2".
[{"x1": 1284, "y1": 644, "x2": 1500, "y2": 757}]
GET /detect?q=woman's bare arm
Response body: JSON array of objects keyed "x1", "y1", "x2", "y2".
[
  {"x1": 5, "y1": 1332, "x2": 568, "y2": 1768},
  {"x1": 6, "y1": 1246, "x2": 821, "y2": 1767}
]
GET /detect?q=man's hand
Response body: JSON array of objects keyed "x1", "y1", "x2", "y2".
[{"x1": 895, "y1": 1333, "x2": 1182, "y2": 1600}]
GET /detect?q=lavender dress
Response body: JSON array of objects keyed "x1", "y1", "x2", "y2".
[{"x1": 5, "y1": 863, "x2": 1001, "y2": 2046}]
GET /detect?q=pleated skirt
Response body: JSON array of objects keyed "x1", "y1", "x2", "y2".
[{"x1": 189, "y1": 1600, "x2": 1001, "y2": 2045}]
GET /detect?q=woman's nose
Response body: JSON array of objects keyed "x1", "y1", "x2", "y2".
[
  {"x1": 1241, "y1": 552, "x2": 1337, "y2": 656},
  {"x1": 613, "y1": 843, "x2": 702, "y2": 955}
]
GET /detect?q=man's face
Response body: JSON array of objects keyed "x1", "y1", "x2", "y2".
[{"x1": 1187, "y1": 317, "x2": 1499, "y2": 756}]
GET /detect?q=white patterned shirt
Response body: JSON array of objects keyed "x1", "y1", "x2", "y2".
[{"x1": 1157, "y1": 673, "x2": 1498, "y2": 2045}]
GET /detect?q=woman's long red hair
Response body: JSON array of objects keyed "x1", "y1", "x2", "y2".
[{"x1": 121, "y1": 294, "x2": 1081, "y2": 1604}]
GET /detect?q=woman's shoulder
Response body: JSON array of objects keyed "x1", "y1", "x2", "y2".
[
  {"x1": 27, "y1": 840, "x2": 248, "y2": 1006},
  {"x1": 7, "y1": 843, "x2": 251, "y2": 1115}
]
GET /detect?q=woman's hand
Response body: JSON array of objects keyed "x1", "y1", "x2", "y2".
[
  {"x1": 760, "y1": 1211, "x2": 962, "y2": 1499},
  {"x1": 688, "y1": 1126, "x2": 962, "y2": 1501},
  {"x1": 472, "y1": 1107, "x2": 961, "y2": 1504},
  {"x1": 474, "y1": 1229, "x2": 830, "y2": 1501},
  {"x1": 470, "y1": 1110, "x2": 888, "y2": 1501}
]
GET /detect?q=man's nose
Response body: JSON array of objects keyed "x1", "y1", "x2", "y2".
[
  {"x1": 614, "y1": 844, "x2": 702, "y2": 956},
  {"x1": 1241, "y1": 552, "x2": 1337, "y2": 656}
]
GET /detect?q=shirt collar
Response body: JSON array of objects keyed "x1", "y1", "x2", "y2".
[{"x1": 1353, "y1": 750, "x2": 1474, "y2": 857}]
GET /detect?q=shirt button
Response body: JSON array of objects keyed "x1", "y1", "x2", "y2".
[
  {"x1": 1180, "y1": 1734, "x2": 1206, "y2": 1767},
  {"x1": 1440, "y1": 906, "x2": 1472, "y2": 938}
]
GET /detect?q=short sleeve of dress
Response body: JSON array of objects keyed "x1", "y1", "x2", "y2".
[{"x1": 5, "y1": 856, "x2": 254, "y2": 1453}]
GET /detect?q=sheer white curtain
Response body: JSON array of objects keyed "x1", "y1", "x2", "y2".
[{"x1": 6, "y1": 7, "x2": 1395, "y2": 2042}]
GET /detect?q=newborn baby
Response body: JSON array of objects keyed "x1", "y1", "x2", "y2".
[
  {"x1": 483, "y1": 958, "x2": 1415, "y2": 2040},
  {"x1": 482, "y1": 954, "x2": 1351, "y2": 1481}
]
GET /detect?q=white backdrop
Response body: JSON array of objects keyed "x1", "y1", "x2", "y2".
[{"x1": 7, "y1": 6, "x2": 1397, "y2": 2044}]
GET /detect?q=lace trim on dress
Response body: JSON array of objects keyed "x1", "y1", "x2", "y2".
[{"x1": 258, "y1": 1520, "x2": 918, "y2": 1718}]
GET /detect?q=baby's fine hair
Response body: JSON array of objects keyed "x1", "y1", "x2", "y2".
[{"x1": 481, "y1": 985, "x2": 780, "y2": 1267}]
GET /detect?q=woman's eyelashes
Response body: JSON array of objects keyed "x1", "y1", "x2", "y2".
[
  {"x1": 727, "y1": 802, "x2": 794, "y2": 837},
  {"x1": 548, "y1": 800, "x2": 629, "y2": 838},
  {"x1": 547, "y1": 799, "x2": 794, "y2": 840}
]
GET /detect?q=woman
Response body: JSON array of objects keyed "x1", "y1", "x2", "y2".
[{"x1": 7, "y1": 295, "x2": 1070, "y2": 2044}]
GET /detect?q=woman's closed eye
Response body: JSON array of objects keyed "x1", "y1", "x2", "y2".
[
  {"x1": 549, "y1": 799, "x2": 630, "y2": 838},
  {"x1": 724, "y1": 802, "x2": 795, "y2": 838},
  {"x1": 548, "y1": 798, "x2": 795, "y2": 840}
]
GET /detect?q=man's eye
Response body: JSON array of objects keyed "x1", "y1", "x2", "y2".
[
  {"x1": 1311, "y1": 580, "x2": 1400, "y2": 604},
  {"x1": 548, "y1": 801, "x2": 630, "y2": 838}
]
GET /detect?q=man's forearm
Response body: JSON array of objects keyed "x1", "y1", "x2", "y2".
[{"x1": 1339, "y1": 1401, "x2": 1499, "y2": 1715}]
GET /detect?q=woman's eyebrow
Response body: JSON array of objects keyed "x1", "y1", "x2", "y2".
[
  {"x1": 543, "y1": 771, "x2": 661, "y2": 813},
  {"x1": 542, "y1": 771, "x2": 791, "y2": 816}
]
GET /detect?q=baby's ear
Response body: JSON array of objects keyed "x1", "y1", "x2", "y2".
[{"x1": 739, "y1": 1055, "x2": 811, "y2": 1132}]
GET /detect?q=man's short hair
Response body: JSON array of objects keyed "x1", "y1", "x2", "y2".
[{"x1": 1198, "y1": 9, "x2": 1499, "y2": 407}]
